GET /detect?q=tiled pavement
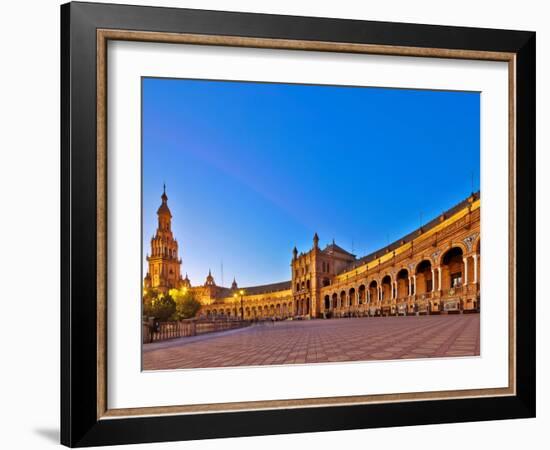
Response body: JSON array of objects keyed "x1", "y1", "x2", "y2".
[{"x1": 142, "y1": 314, "x2": 480, "y2": 370}]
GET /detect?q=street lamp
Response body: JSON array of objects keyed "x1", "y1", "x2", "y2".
[{"x1": 239, "y1": 289, "x2": 245, "y2": 320}]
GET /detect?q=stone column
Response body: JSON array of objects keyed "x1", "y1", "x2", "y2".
[
  {"x1": 408, "y1": 277, "x2": 412, "y2": 296},
  {"x1": 474, "y1": 254, "x2": 478, "y2": 284},
  {"x1": 463, "y1": 257, "x2": 469, "y2": 284},
  {"x1": 438, "y1": 267, "x2": 442, "y2": 291},
  {"x1": 413, "y1": 275, "x2": 416, "y2": 296},
  {"x1": 431, "y1": 268, "x2": 435, "y2": 292}
]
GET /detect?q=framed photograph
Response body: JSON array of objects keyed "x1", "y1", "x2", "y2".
[{"x1": 61, "y1": 1, "x2": 536, "y2": 447}]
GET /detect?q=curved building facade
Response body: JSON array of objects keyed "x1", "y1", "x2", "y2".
[{"x1": 144, "y1": 189, "x2": 480, "y2": 319}]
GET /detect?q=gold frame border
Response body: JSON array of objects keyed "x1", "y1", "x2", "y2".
[{"x1": 96, "y1": 29, "x2": 517, "y2": 420}]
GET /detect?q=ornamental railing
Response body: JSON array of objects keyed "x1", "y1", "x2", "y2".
[
  {"x1": 415, "y1": 292, "x2": 433, "y2": 300},
  {"x1": 441, "y1": 286, "x2": 464, "y2": 297},
  {"x1": 143, "y1": 318, "x2": 250, "y2": 344}
]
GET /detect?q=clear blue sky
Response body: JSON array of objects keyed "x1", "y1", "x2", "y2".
[{"x1": 142, "y1": 77, "x2": 479, "y2": 288}]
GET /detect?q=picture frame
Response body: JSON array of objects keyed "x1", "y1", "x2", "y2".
[{"x1": 60, "y1": 1, "x2": 536, "y2": 447}]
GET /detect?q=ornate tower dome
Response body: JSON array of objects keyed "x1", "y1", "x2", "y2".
[
  {"x1": 181, "y1": 273, "x2": 191, "y2": 288},
  {"x1": 204, "y1": 269, "x2": 216, "y2": 287}
]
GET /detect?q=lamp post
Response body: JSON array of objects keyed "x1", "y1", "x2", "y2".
[
  {"x1": 240, "y1": 289, "x2": 245, "y2": 320},
  {"x1": 233, "y1": 293, "x2": 238, "y2": 318},
  {"x1": 234, "y1": 289, "x2": 245, "y2": 320}
]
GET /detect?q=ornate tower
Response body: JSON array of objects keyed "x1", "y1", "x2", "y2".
[
  {"x1": 144, "y1": 185, "x2": 182, "y2": 293},
  {"x1": 291, "y1": 234, "x2": 356, "y2": 318}
]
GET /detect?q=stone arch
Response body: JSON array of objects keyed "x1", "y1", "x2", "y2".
[
  {"x1": 381, "y1": 274, "x2": 392, "y2": 300},
  {"x1": 396, "y1": 268, "x2": 409, "y2": 299},
  {"x1": 415, "y1": 259, "x2": 433, "y2": 294},
  {"x1": 332, "y1": 292, "x2": 338, "y2": 309},
  {"x1": 349, "y1": 287, "x2": 356, "y2": 307},
  {"x1": 440, "y1": 246, "x2": 465, "y2": 290},
  {"x1": 411, "y1": 256, "x2": 434, "y2": 273},
  {"x1": 340, "y1": 290, "x2": 347, "y2": 308},
  {"x1": 324, "y1": 295, "x2": 330, "y2": 310},
  {"x1": 436, "y1": 242, "x2": 468, "y2": 265},
  {"x1": 358, "y1": 284, "x2": 366, "y2": 304},
  {"x1": 368, "y1": 280, "x2": 378, "y2": 303}
]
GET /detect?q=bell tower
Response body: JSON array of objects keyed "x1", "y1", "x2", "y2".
[{"x1": 144, "y1": 185, "x2": 182, "y2": 293}]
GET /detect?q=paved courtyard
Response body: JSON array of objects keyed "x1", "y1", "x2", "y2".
[{"x1": 143, "y1": 314, "x2": 480, "y2": 370}]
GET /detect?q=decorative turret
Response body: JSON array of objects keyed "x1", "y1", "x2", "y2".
[
  {"x1": 143, "y1": 272, "x2": 151, "y2": 289},
  {"x1": 205, "y1": 269, "x2": 216, "y2": 287},
  {"x1": 313, "y1": 232, "x2": 319, "y2": 249},
  {"x1": 293, "y1": 246, "x2": 298, "y2": 260},
  {"x1": 156, "y1": 184, "x2": 172, "y2": 230},
  {"x1": 231, "y1": 277, "x2": 238, "y2": 290},
  {"x1": 181, "y1": 273, "x2": 191, "y2": 288}
]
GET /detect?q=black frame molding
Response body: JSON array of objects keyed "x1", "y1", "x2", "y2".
[{"x1": 61, "y1": 1, "x2": 535, "y2": 447}]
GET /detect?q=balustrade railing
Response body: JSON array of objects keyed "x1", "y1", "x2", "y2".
[
  {"x1": 441, "y1": 286, "x2": 464, "y2": 297},
  {"x1": 143, "y1": 318, "x2": 250, "y2": 344},
  {"x1": 414, "y1": 291, "x2": 433, "y2": 300}
]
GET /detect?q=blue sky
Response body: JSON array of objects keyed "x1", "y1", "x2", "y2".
[{"x1": 142, "y1": 78, "x2": 479, "y2": 287}]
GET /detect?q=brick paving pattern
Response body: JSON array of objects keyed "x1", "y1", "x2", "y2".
[{"x1": 143, "y1": 314, "x2": 480, "y2": 370}]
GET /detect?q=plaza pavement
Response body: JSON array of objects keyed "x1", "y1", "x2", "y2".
[{"x1": 142, "y1": 314, "x2": 480, "y2": 370}]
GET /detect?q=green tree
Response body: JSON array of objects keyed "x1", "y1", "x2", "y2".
[
  {"x1": 143, "y1": 293, "x2": 176, "y2": 321},
  {"x1": 169, "y1": 288, "x2": 202, "y2": 320}
]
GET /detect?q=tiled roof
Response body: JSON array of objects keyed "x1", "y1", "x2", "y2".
[
  {"x1": 323, "y1": 243, "x2": 355, "y2": 257},
  {"x1": 338, "y1": 191, "x2": 480, "y2": 274},
  {"x1": 241, "y1": 280, "x2": 292, "y2": 295}
]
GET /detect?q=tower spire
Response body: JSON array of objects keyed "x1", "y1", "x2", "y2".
[{"x1": 144, "y1": 184, "x2": 181, "y2": 293}]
